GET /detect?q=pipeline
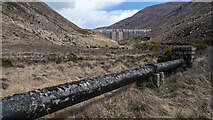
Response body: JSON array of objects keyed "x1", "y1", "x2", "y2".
[{"x1": 1, "y1": 59, "x2": 185, "y2": 119}]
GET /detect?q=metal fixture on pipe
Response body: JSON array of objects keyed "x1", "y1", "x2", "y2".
[{"x1": 1, "y1": 59, "x2": 185, "y2": 119}]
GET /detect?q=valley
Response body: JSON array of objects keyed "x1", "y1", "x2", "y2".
[{"x1": 1, "y1": 1, "x2": 212, "y2": 119}]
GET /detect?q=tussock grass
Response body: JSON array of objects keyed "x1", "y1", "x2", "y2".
[
  {"x1": 102, "y1": 47, "x2": 212, "y2": 118},
  {"x1": 47, "y1": 53, "x2": 78, "y2": 64},
  {"x1": 40, "y1": 47, "x2": 211, "y2": 118},
  {"x1": 68, "y1": 47, "x2": 212, "y2": 118},
  {"x1": 186, "y1": 38, "x2": 213, "y2": 50}
]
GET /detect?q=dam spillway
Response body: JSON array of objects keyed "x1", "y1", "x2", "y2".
[{"x1": 93, "y1": 29, "x2": 151, "y2": 42}]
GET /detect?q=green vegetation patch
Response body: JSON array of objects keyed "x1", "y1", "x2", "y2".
[
  {"x1": 47, "y1": 53, "x2": 78, "y2": 64},
  {"x1": 145, "y1": 43, "x2": 172, "y2": 52},
  {"x1": 1, "y1": 58, "x2": 13, "y2": 67},
  {"x1": 134, "y1": 42, "x2": 173, "y2": 63},
  {"x1": 186, "y1": 38, "x2": 213, "y2": 50},
  {"x1": 48, "y1": 56, "x2": 62, "y2": 64},
  {"x1": 142, "y1": 44, "x2": 173, "y2": 63},
  {"x1": 76, "y1": 29, "x2": 90, "y2": 35},
  {"x1": 66, "y1": 53, "x2": 78, "y2": 63},
  {"x1": 157, "y1": 49, "x2": 172, "y2": 63},
  {"x1": 135, "y1": 42, "x2": 172, "y2": 52}
]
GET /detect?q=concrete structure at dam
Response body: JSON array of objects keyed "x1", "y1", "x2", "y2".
[{"x1": 93, "y1": 29, "x2": 151, "y2": 42}]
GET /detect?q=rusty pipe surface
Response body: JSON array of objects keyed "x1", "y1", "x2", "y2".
[{"x1": 1, "y1": 59, "x2": 185, "y2": 119}]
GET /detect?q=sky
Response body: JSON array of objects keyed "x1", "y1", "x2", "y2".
[{"x1": 45, "y1": 1, "x2": 162, "y2": 29}]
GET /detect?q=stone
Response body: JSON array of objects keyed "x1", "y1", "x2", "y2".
[
  {"x1": 153, "y1": 73, "x2": 160, "y2": 88},
  {"x1": 159, "y1": 72, "x2": 165, "y2": 84}
]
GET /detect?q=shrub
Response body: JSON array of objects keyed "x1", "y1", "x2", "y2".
[
  {"x1": 157, "y1": 49, "x2": 172, "y2": 63},
  {"x1": 72, "y1": 42, "x2": 77, "y2": 45},
  {"x1": 77, "y1": 29, "x2": 90, "y2": 35},
  {"x1": 90, "y1": 46, "x2": 97, "y2": 48},
  {"x1": 156, "y1": 45, "x2": 172, "y2": 63},
  {"x1": 135, "y1": 43, "x2": 172, "y2": 52},
  {"x1": 47, "y1": 54, "x2": 62, "y2": 64},
  {"x1": 66, "y1": 53, "x2": 78, "y2": 63},
  {"x1": 1, "y1": 58, "x2": 13, "y2": 67},
  {"x1": 186, "y1": 38, "x2": 213, "y2": 50},
  {"x1": 49, "y1": 57, "x2": 62, "y2": 64}
]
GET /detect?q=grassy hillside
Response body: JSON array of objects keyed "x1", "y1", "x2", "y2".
[{"x1": 2, "y1": 2, "x2": 118, "y2": 51}]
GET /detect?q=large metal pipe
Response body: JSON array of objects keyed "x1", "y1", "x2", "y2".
[
  {"x1": 1, "y1": 59, "x2": 185, "y2": 119},
  {"x1": 146, "y1": 59, "x2": 185, "y2": 72}
]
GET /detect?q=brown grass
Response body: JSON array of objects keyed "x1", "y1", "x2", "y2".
[
  {"x1": 1, "y1": 50, "x2": 154, "y2": 97},
  {"x1": 103, "y1": 47, "x2": 212, "y2": 118},
  {"x1": 40, "y1": 47, "x2": 212, "y2": 118}
]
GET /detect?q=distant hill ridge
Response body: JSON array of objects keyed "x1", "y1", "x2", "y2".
[
  {"x1": 100, "y1": 2, "x2": 212, "y2": 43},
  {"x1": 106, "y1": 2, "x2": 184, "y2": 29}
]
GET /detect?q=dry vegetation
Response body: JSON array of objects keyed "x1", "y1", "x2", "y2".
[
  {"x1": 103, "y1": 47, "x2": 212, "y2": 118},
  {"x1": 41, "y1": 47, "x2": 212, "y2": 119},
  {"x1": 1, "y1": 47, "x2": 156, "y2": 97},
  {"x1": 1, "y1": 2, "x2": 212, "y2": 119},
  {"x1": 1, "y1": 37, "x2": 212, "y2": 118},
  {"x1": 2, "y1": 2, "x2": 118, "y2": 50}
]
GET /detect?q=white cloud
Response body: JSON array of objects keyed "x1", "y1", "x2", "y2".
[{"x1": 54, "y1": 0, "x2": 139, "y2": 29}]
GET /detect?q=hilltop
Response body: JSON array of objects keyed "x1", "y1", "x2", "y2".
[
  {"x1": 106, "y1": 2, "x2": 184, "y2": 29},
  {"x1": 104, "y1": 2, "x2": 212, "y2": 43}
]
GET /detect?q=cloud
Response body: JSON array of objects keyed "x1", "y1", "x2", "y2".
[{"x1": 53, "y1": 0, "x2": 139, "y2": 29}]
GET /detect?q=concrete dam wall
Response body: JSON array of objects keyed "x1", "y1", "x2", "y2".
[{"x1": 93, "y1": 29, "x2": 151, "y2": 42}]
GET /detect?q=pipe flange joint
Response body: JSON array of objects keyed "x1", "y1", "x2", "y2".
[{"x1": 145, "y1": 64, "x2": 158, "y2": 73}]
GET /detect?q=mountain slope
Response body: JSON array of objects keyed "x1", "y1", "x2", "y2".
[
  {"x1": 105, "y1": 2, "x2": 212, "y2": 43},
  {"x1": 107, "y1": 2, "x2": 184, "y2": 29},
  {"x1": 2, "y1": 2, "x2": 118, "y2": 52},
  {"x1": 149, "y1": 2, "x2": 212, "y2": 43}
]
